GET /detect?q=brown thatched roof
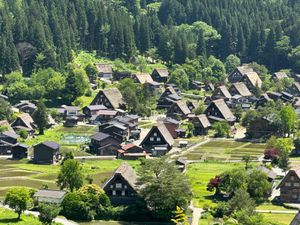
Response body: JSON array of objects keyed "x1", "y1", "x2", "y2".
[
  {"x1": 230, "y1": 82, "x2": 252, "y2": 96},
  {"x1": 17, "y1": 113, "x2": 35, "y2": 130},
  {"x1": 134, "y1": 73, "x2": 153, "y2": 84},
  {"x1": 235, "y1": 64, "x2": 254, "y2": 75},
  {"x1": 244, "y1": 72, "x2": 262, "y2": 88},
  {"x1": 174, "y1": 100, "x2": 191, "y2": 115},
  {"x1": 103, "y1": 163, "x2": 138, "y2": 189},
  {"x1": 273, "y1": 72, "x2": 288, "y2": 80},
  {"x1": 154, "y1": 68, "x2": 169, "y2": 78},
  {"x1": 212, "y1": 99, "x2": 235, "y2": 121},
  {"x1": 94, "y1": 63, "x2": 112, "y2": 74},
  {"x1": 102, "y1": 88, "x2": 125, "y2": 109},
  {"x1": 213, "y1": 85, "x2": 232, "y2": 99},
  {"x1": 196, "y1": 114, "x2": 211, "y2": 128}
]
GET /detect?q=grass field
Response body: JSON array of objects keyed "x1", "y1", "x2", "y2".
[
  {"x1": 261, "y1": 212, "x2": 295, "y2": 225},
  {"x1": 79, "y1": 221, "x2": 171, "y2": 225},
  {"x1": 0, "y1": 159, "x2": 140, "y2": 199},
  {"x1": 183, "y1": 140, "x2": 266, "y2": 161},
  {"x1": 199, "y1": 213, "x2": 295, "y2": 225},
  {"x1": 23, "y1": 125, "x2": 97, "y2": 157},
  {"x1": 186, "y1": 162, "x2": 245, "y2": 208},
  {"x1": 0, "y1": 208, "x2": 59, "y2": 225}
]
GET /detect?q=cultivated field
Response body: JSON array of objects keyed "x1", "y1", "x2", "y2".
[
  {"x1": 183, "y1": 140, "x2": 266, "y2": 161},
  {"x1": 0, "y1": 159, "x2": 139, "y2": 200}
]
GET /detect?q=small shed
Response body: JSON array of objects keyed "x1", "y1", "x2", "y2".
[
  {"x1": 34, "y1": 189, "x2": 67, "y2": 205},
  {"x1": 12, "y1": 143, "x2": 29, "y2": 159}
]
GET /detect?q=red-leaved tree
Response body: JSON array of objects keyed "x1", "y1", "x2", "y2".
[{"x1": 207, "y1": 176, "x2": 222, "y2": 195}]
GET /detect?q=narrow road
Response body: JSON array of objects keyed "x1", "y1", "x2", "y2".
[{"x1": 189, "y1": 204, "x2": 204, "y2": 225}]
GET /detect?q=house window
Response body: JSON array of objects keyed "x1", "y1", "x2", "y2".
[
  {"x1": 285, "y1": 182, "x2": 291, "y2": 187},
  {"x1": 154, "y1": 132, "x2": 157, "y2": 137},
  {"x1": 150, "y1": 137, "x2": 154, "y2": 141},
  {"x1": 116, "y1": 183, "x2": 122, "y2": 188},
  {"x1": 291, "y1": 176, "x2": 295, "y2": 181},
  {"x1": 110, "y1": 185, "x2": 113, "y2": 188},
  {"x1": 124, "y1": 185, "x2": 127, "y2": 189},
  {"x1": 112, "y1": 190, "x2": 116, "y2": 196},
  {"x1": 121, "y1": 191, "x2": 125, "y2": 196},
  {"x1": 157, "y1": 137, "x2": 161, "y2": 142},
  {"x1": 294, "y1": 183, "x2": 300, "y2": 187}
]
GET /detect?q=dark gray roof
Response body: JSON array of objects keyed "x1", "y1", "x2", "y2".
[
  {"x1": 34, "y1": 189, "x2": 66, "y2": 199},
  {"x1": 15, "y1": 101, "x2": 36, "y2": 109},
  {"x1": 64, "y1": 106, "x2": 80, "y2": 111},
  {"x1": 168, "y1": 93, "x2": 181, "y2": 101},
  {"x1": 85, "y1": 105, "x2": 107, "y2": 111},
  {"x1": 91, "y1": 132, "x2": 111, "y2": 141},
  {"x1": 2, "y1": 131, "x2": 19, "y2": 139},
  {"x1": 163, "y1": 117, "x2": 180, "y2": 125},
  {"x1": 290, "y1": 211, "x2": 300, "y2": 225},
  {"x1": 39, "y1": 141, "x2": 60, "y2": 150},
  {"x1": 257, "y1": 165, "x2": 277, "y2": 180},
  {"x1": 0, "y1": 94, "x2": 8, "y2": 100},
  {"x1": 15, "y1": 143, "x2": 29, "y2": 149}
]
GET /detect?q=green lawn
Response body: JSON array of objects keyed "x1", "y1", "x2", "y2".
[
  {"x1": 261, "y1": 213, "x2": 295, "y2": 225},
  {"x1": 186, "y1": 162, "x2": 246, "y2": 208},
  {"x1": 0, "y1": 208, "x2": 60, "y2": 225},
  {"x1": 256, "y1": 203, "x2": 292, "y2": 211},
  {"x1": 183, "y1": 140, "x2": 266, "y2": 161}
]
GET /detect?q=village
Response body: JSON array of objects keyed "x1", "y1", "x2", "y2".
[{"x1": 1, "y1": 59, "x2": 300, "y2": 225}]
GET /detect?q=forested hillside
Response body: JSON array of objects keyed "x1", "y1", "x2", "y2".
[{"x1": 1, "y1": 0, "x2": 300, "y2": 75}]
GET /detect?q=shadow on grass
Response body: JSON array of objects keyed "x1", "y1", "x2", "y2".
[
  {"x1": 0, "y1": 218, "x2": 20, "y2": 223},
  {"x1": 204, "y1": 194, "x2": 228, "y2": 203}
]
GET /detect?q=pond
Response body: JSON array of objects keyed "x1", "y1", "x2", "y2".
[{"x1": 61, "y1": 134, "x2": 90, "y2": 144}]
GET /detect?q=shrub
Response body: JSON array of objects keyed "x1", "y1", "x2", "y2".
[{"x1": 17, "y1": 129, "x2": 29, "y2": 139}]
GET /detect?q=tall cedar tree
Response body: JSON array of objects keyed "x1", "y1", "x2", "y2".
[{"x1": 32, "y1": 101, "x2": 49, "y2": 135}]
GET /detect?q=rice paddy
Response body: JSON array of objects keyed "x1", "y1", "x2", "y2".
[{"x1": 183, "y1": 140, "x2": 266, "y2": 161}]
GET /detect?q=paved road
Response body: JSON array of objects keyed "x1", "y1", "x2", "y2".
[{"x1": 189, "y1": 204, "x2": 204, "y2": 225}]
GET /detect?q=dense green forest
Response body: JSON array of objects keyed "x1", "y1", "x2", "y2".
[{"x1": 1, "y1": 0, "x2": 300, "y2": 75}]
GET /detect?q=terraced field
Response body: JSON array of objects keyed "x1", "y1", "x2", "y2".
[
  {"x1": 183, "y1": 140, "x2": 266, "y2": 161},
  {"x1": 0, "y1": 159, "x2": 140, "y2": 200}
]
